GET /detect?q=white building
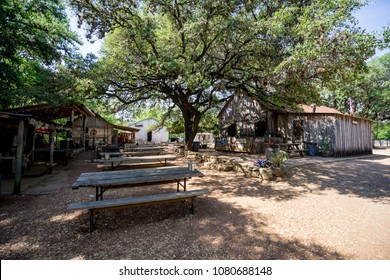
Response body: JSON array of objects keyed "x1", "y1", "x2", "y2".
[{"x1": 131, "y1": 118, "x2": 169, "y2": 143}]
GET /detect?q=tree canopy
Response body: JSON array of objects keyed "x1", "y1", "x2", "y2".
[
  {"x1": 0, "y1": 0, "x2": 83, "y2": 109},
  {"x1": 67, "y1": 0, "x2": 383, "y2": 149},
  {"x1": 322, "y1": 52, "x2": 390, "y2": 122}
]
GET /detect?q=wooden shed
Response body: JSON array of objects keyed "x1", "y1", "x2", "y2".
[
  {"x1": 72, "y1": 114, "x2": 139, "y2": 149},
  {"x1": 216, "y1": 92, "x2": 373, "y2": 156}
]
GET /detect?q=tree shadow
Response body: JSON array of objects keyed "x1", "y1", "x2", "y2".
[
  {"x1": 1, "y1": 152, "x2": 387, "y2": 260},
  {"x1": 0, "y1": 194, "x2": 347, "y2": 260},
  {"x1": 195, "y1": 154, "x2": 389, "y2": 203},
  {"x1": 285, "y1": 157, "x2": 390, "y2": 202}
]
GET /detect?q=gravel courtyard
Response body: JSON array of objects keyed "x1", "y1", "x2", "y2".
[{"x1": 0, "y1": 148, "x2": 389, "y2": 260}]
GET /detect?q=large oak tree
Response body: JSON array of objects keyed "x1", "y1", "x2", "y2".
[{"x1": 69, "y1": 0, "x2": 380, "y2": 150}]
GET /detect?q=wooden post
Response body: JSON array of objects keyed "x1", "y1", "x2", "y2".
[
  {"x1": 65, "y1": 110, "x2": 74, "y2": 164},
  {"x1": 14, "y1": 119, "x2": 24, "y2": 194},
  {"x1": 113, "y1": 129, "x2": 118, "y2": 145},
  {"x1": 82, "y1": 115, "x2": 86, "y2": 148},
  {"x1": 49, "y1": 130, "x2": 56, "y2": 174}
]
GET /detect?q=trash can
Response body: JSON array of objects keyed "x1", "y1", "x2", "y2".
[
  {"x1": 305, "y1": 142, "x2": 318, "y2": 156},
  {"x1": 192, "y1": 141, "x2": 200, "y2": 152}
]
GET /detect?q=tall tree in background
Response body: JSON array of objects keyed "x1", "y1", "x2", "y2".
[
  {"x1": 323, "y1": 52, "x2": 390, "y2": 122},
  {"x1": 69, "y1": 0, "x2": 380, "y2": 150},
  {"x1": 0, "y1": 0, "x2": 81, "y2": 109}
]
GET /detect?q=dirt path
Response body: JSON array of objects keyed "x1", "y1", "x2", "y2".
[{"x1": 0, "y1": 149, "x2": 389, "y2": 259}]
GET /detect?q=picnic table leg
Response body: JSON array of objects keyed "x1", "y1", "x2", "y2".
[
  {"x1": 89, "y1": 209, "x2": 97, "y2": 232},
  {"x1": 96, "y1": 186, "x2": 104, "y2": 200},
  {"x1": 189, "y1": 197, "x2": 195, "y2": 214},
  {"x1": 176, "y1": 178, "x2": 187, "y2": 192}
]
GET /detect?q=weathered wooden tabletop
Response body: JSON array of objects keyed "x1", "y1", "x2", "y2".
[
  {"x1": 72, "y1": 166, "x2": 204, "y2": 189},
  {"x1": 99, "y1": 150, "x2": 166, "y2": 157},
  {"x1": 125, "y1": 146, "x2": 165, "y2": 151},
  {"x1": 98, "y1": 154, "x2": 177, "y2": 163}
]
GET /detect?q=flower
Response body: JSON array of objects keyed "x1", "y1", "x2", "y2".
[{"x1": 255, "y1": 159, "x2": 273, "y2": 168}]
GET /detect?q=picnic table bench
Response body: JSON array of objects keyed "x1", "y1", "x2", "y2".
[
  {"x1": 98, "y1": 154, "x2": 178, "y2": 170},
  {"x1": 69, "y1": 166, "x2": 206, "y2": 230},
  {"x1": 68, "y1": 188, "x2": 209, "y2": 231}
]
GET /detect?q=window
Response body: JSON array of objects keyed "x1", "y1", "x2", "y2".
[
  {"x1": 255, "y1": 120, "x2": 267, "y2": 136},
  {"x1": 293, "y1": 120, "x2": 303, "y2": 142},
  {"x1": 227, "y1": 124, "x2": 236, "y2": 137}
]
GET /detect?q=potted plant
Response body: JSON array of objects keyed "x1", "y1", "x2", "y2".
[
  {"x1": 320, "y1": 138, "x2": 332, "y2": 157},
  {"x1": 271, "y1": 152, "x2": 288, "y2": 177},
  {"x1": 255, "y1": 159, "x2": 274, "y2": 180},
  {"x1": 259, "y1": 167, "x2": 274, "y2": 180}
]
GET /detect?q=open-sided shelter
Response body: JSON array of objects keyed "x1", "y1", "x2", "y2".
[
  {"x1": 2, "y1": 103, "x2": 97, "y2": 193},
  {"x1": 0, "y1": 111, "x2": 71, "y2": 194}
]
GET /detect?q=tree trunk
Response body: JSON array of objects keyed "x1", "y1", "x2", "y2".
[{"x1": 181, "y1": 107, "x2": 201, "y2": 151}]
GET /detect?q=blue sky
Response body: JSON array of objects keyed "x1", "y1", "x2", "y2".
[{"x1": 69, "y1": 1, "x2": 390, "y2": 57}]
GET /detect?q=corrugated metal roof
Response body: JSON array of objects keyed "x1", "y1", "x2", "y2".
[{"x1": 5, "y1": 103, "x2": 95, "y2": 120}]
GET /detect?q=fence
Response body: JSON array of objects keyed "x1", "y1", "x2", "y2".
[{"x1": 374, "y1": 140, "x2": 390, "y2": 147}]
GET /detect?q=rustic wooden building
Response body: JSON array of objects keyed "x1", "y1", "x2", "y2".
[
  {"x1": 72, "y1": 114, "x2": 139, "y2": 149},
  {"x1": 216, "y1": 92, "x2": 373, "y2": 156}
]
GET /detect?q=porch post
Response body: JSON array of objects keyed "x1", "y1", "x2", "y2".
[
  {"x1": 14, "y1": 119, "x2": 24, "y2": 194},
  {"x1": 49, "y1": 130, "x2": 56, "y2": 174},
  {"x1": 65, "y1": 110, "x2": 74, "y2": 164},
  {"x1": 82, "y1": 115, "x2": 86, "y2": 148}
]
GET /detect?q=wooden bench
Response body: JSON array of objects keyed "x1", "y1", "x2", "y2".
[{"x1": 68, "y1": 188, "x2": 209, "y2": 231}]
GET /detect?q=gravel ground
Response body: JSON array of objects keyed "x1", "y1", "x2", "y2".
[{"x1": 0, "y1": 148, "x2": 389, "y2": 260}]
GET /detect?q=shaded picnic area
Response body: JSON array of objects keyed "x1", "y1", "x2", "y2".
[{"x1": 0, "y1": 146, "x2": 389, "y2": 260}]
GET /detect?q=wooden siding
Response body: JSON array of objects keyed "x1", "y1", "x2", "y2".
[
  {"x1": 334, "y1": 115, "x2": 372, "y2": 156},
  {"x1": 73, "y1": 116, "x2": 115, "y2": 146},
  {"x1": 219, "y1": 92, "x2": 267, "y2": 129}
]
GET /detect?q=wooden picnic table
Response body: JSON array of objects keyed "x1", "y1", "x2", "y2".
[
  {"x1": 278, "y1": 143, "x2": 306, "y2": 157},
  {"x1": 72, "y1": 166, "x2": 204, "y2": 200},
  {"x1": 69, "y1": 166, "x2": 207, "y2": 230},
  {"x1": 98, "y1": 154, "x2": 178, "y2": 170}
]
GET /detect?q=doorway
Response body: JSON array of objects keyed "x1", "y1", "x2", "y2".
[{"x1": 147, "y1": 131, "x2": 152, "y2": 142}]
